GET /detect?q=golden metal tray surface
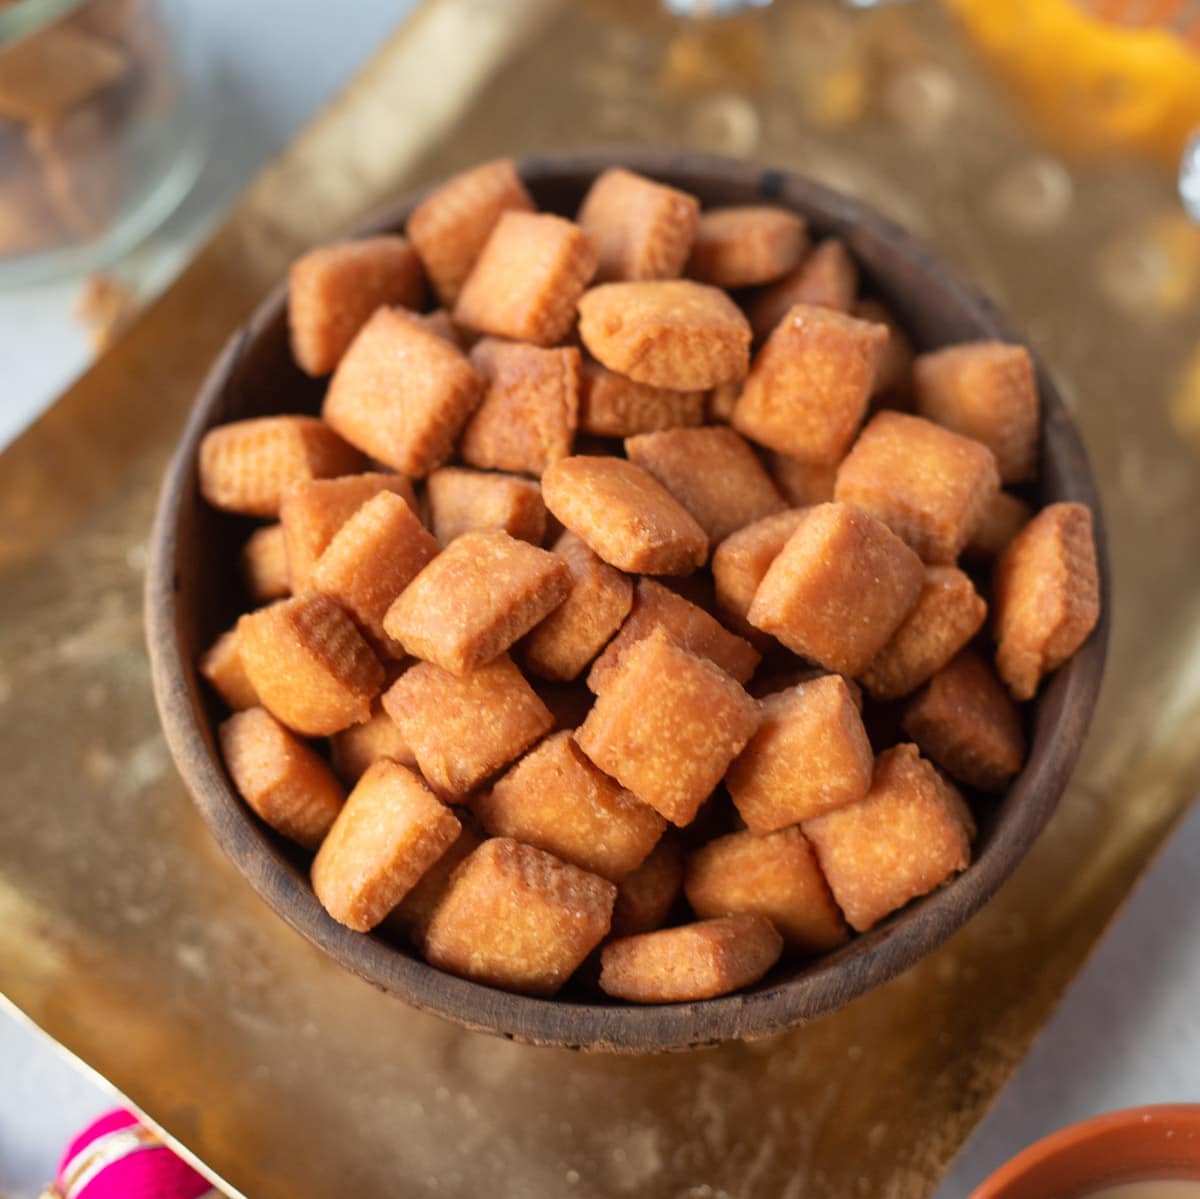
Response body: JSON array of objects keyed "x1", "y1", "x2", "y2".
[{"x1": 2, "y1": 2, "x2": 1199, "y2": 1195}]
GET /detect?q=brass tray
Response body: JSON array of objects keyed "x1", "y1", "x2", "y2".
[{"x1": 2, "y1": 1, "x2": 1198, "y2": 1196}]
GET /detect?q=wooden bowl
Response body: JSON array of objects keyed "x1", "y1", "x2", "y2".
[{"x1": 146, "y1": 150, "x2": 1109, "y2": 1052}]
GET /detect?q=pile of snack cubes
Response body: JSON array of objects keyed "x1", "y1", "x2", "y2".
[{"x1": 197, "y1": 160, "x2": 1101, "y2": 1004}]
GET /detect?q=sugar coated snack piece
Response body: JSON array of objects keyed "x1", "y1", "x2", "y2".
[
  {"x1": 323, "y1": 307, "x2": 484, "y2": 478},
  {"x1": 329, "y1": 699, "x2": 417, "y2": 785},
  {"x1": 686, "y1": 205, "x2": 808, "y2": 289},
  {"x1": 381, "y1": 656, "x2": 553, "y2": 799},
  {"x1": 804, "y1": 743, "x2": 972, "y2": 932},
  {"x1": 860, "y1": 566, "x2": 987, "y2": 701},
  {"x1": 747, "y1": 237, "x2": 859, "y2": 340},
  {"x1": 993, "y1": 501, "x2": 1100, "y2": 701},
  {"x1": 903, "y1": 651, "x2": 1026, "y2": 791},
  {"x1": 965, "y1": 490, "x2": 1032, "y2": 561},
  {"x1": 625, "y1": 425, "x2": 785, "y2": 544},
  {"x1": 311, "y1": 760, "x2": 462, "y2": 932},
  {"x1": 577, "y1": 166, "x2": 700, "y2": 283},
  {"x1": 311, "y1": 491, "x2": 440, "y2": 654},
  {"x1": 198, "y1": 416, "x2": 365, "y2": 518},
  {"x1": 579, "y1": 358, "x2": 706, "y2": 437},
  {"x1": 387, "y1": 813, "x2": 485, "y2": 947},
  {"x1": 288, "y1": 236, "x2": 426, "y2": 375},
  {"x1": 577, "y1": 280, "x2": 752, "y2": 390},
  {"x1": 406, "y1": 157, "x2": 535, "y2": 305},
  {"x1": 726, "y1": 674, "x2": 873, "y2": 833},
  {"x1": 199, "y1": 628, "x2": 259, "y2": 711},
  {"x1": 685, "y1": 828, "x2": 848, "y2": 954},
  {"x1": 280, "y1": 472, "x2": 417, "y2": 591},
  {"x1": 855, "y1": 299, "x2": 915, "y2": 404},
  {"x1": 423, "y1": 837, "x2": 616, "y2": 996},
  {"x1": 384, "y1": 530, "x2": 570, "y2": 675},
  {"x1": 219, "y1": 707, "x2": 345, "y2": 850},
  {"x1": 599, "y1": 913, "x2": 782, "y2": 1003},
  {"x1": 587, "y1": 578, "x2": 760, "y2": 693},
  {"x1": 834, "y1": 411, "x2": 1000, "y2": 564},
  {"x1": 474, "y1": 731, "x2": 665, "y2": 881},
  {"x1": 611, "y1": 835, "x2": 684, "y2": 937},
  {"x1": 576, "y1": 631, "x2": 759, "y2": 826},
  {"x1": 460, "y1": 339, "x2": 580, "y2": 475},
  {"x1": 733, "y1": 304, "x2": 888, "y2": 466},
  {"x1": 712, "y1": 508, "x2": 810, "y2": 636},
  {"x1": 241, "y1": 523, "x2": 290, "y2": 602},
  {"x1": 454, "y1": 211, "x2": 598, "y2": 346},
  {"x1": 426, "y1": 467, "x2": 547, "y2": 546},
  {"x1": 750, "y1": 665, "x2": 864, "y2": 712},
  {"x1": 914, "y1": 341, "x2": 1039, "y2": 484},
  {"x1": 748, "y1": 502, "x2": 924, "y2": 676},
  {"x1": 766, "y1": 451, "x2": 838, "y2": 507},
  {"x1": 521, "y1": 530, "x2": 634, "y2": 681},
  {"x1": 542, "y1": 455, "x2": 708, "y2": 575}
]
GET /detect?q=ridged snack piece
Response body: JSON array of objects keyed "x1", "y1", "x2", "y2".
[
  {"x1": 199, "y1": 628, "x2": 260, "y2": 711},
  {"x1": 240, "y1": 523, "x2": 290, "y2": 602},
  {"x1": 426, "y1": 467, "x2": 547, "y2": 546},
  {"x1": 686, "y1": 205, "x2": 807, "y2": 288},
  {"x1": 579, "y1": 358, "x2": 706, "y2": 437},
  {"x1": 747, "y1": 237, "x2": 858, "y2": 340}
]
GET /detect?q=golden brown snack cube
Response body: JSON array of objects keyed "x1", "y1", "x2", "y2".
[
  {"x1": 241, "y1": 523, "x2": 290, "y2": 602},
  {"x1": 599, "y1": 913, "x2": 782, "y2": 1003},
  {"x1": 579, "y1": 358, "x2": 706, "y2": 437},
  {"x1": 993, "y1": 501, "x2": 1101, "y2": 701},
  {"x1": 577, "y1": 166, "x2": 700, "y2": 283},
  {"x1": 521, "y1": 530, "x2": 634, "y2": 681},
  {"x1": 726, "y1": 674, "x2": 872, "y2": 833},
  {"x1": 459, "y1": 339, "x2": 580, "y2": 475},
  {"x1": 903, "y1": 651, "x2": 1026, "y2": 792},
  {"x1": 914, "y1": 341, "x2": 1039, "y2": 484},
  {"x1": 686, "y1": 205, "x2": 807, "y2": 288},
  {"x1": 577, "y1": 280, "x2": 752, "y2": 390},
  {"x1": 803, "y1": 743, "x2": 972, "y2": 932},
  {"x1": 747, "y1": 237, "x2": 859, "y2": 340},
  {"x1": 199, "y1": 416, "x2": 364, "y2": 517},
  {"x1": 426, "y1": 467, "x2": 547, "y2": 546},
  {"x1": 219, "y1": 706, "x2": 345, "y2": 850},
  {"x1": 712, "y1": 508, "x2": 810, "y2": 636},
  {"x1": 311, "y1": 760, "x2": 462, "y2": 932},
  {"x1": 423, "y1": 837, "x2": 616, "y2": 996},
  {"x1": 386, "y1": 814, "x2": 485, "y2": 947},
  {"x1": 766, "y1": 451, "x2": 839, "y2": 507},
  {"x1": 199, "y1": 628, "x2": 259, "y2": 711},
  {"x1": 381, "y1": 656, "x2": 553, "y2": 799},
  {"x1": 576, "y1": 631, "x2": 759, "y2": 827},
  {"x1": 454, "y1": 211, "x2": 597, "y2": 346},
  {"x1": 329, "y1": 698, "x2": 417, "y2": 785},
  {"x1": 834, "y1": 411, "x2": 1000, "y2": 564},
  {"x1": 624, "y1": 425, "x2": 785, "y2": 544},
  {"x1": 542, "y1": 455, "x2": 708, "y2": 575},
  {"x1": 237, "y1": 593, "x2": 383, "y2": 736},
  {"x1": 288, "y1": 236, "x2": 425, "y2": 375},
  {"x1": 473, "y1": 731, "x2": 665, "y2": 881},
  {"x1": 748, "y1": 502, "x2": 924, "y2": 676},
  {"x1": 684, "y1": 828, "x2": 848, "y2": 954},
  {"x1": 406, "y1": 157, "x2": 535, "y2": 305},
  {"x1": 965, "y1": 490, "x2": 1032, "y2": 561},
  {"x1": 855, "y1": 299, "x2": 915, "y2": 405},
  {"x1": 384, "y1": 530, "x2": 570, "y2": 675},
  {"x1": 610, "y1": 835, "x2": 684, "y2": 937},
  {"x1": 733, "y1": 304, "x2": 887, "y2": 466},
  {"x1": 587, "y1": 578, "x2": 760, "y2": 693},
  {"x1": 861, "y1": 566, "x2": 987, "y2": 701}
]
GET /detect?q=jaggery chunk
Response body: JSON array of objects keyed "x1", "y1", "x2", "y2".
[
  {"x1": 914, "y1": 341, "x2": 1039, "y2": 483},
  {"x1": 542, "y1": 455, "x2": 708, "y2": 575},
  {"x1": 237, "y1": 593, "x2": 383, "y2": 736},
  {"x1": 329, "y1": 699, "x2": 417, "y2": 785},
  {"x1": 625, "y1": 425, "x2": 785, "y2": 544},
  {"x1": 579, "y1": 358, "x2": 706, "y2": 437},
  {"x1": 521, "y1": 531, "x2": 634, "y2": 681},
  {"x1": 199, "y1": 416, "x2": 364, "y2": 517},
  {"x1": 387, "y1": 814, "x2": 485, "y2": 947},
  {"x1": 611, "y1": 835, "x2": 684, "y2": 937},
  {"x1": 803, "y1": 743, "x2": 972, "y2": 932},
  {"x1": 322, "y1": 307, "x2": 484, "y2": 477},
  {"x1": 311, "y1": 761, "x2": 461, "y2": 932},
  {"x1": 474, "y1": 731, "x2": 665, "y2": 881},
  {"x1": 834, "y1": 411, "x2": 1000, "y2": 564},
  {"x1": 747, "y1": 238, "x2": 858, "y2": 339},
  {"x1": 733, "y1": 304, "x2": 887, "y2": 465},
  {"x1": 712, "y1": 508, "x2": 810, "y2": 636},
  {"x1": 577, "y1": 167, "x2": 700, "y2": 283},
  {"x1": 241, "y1": 523, "x2": 290, "y2": 601},
  {"x1": 219, "y1": 707, "x2": 345, "y2": 849},
  {"x1": 381, "y1": 656, "x2": 553, "y2": 799},
  {"x1": 993, "y1": 502, "x2": 1100, "y2": 701},
  {"x1": 861, "y1": 566, "x2": 987, "y2": 700},
  {"x1": 577, "y1": 280, "x2": 752, "y2": 390},
  {"x1": 686, "y1": 206, "x2": 807, "y2": 288},
  {"x1": 748, "y1": 502, "x2": 924, "y2": 676},
  {"x1": 965, "y1": 490, "x2": 1032, "y2": 561},
  {"x1": 288, "y1": 236, "x2": 425, "y2": 375},
  {"x1": 384, "y1": 530, "x2": 570, "y2": 675},
  {"x1": 766, "y1": 451, "x2": 839, "y2": 507},
  {"x1": 903, "y1": 652, "x2": 1026, "y2": 791},
  {"x1": 454, "y1": 211, "x2": 597, "y2": 346},
  {"x1": 460, "y1": 339, "x2": 580, "y2": 475},
  {"x1": 599, "y1": 914, "x2": 782, "y2": 1002},
  {"x1": 684, "y1": 828, "x2": 848, "y2": 953},
  {"x1": 726, "y1": 675, "x2": 872, "y2": 833},
  {"x1": 576, "y1": 631, "x2": 759, "y2": 826},
  {"x1": 406, "y1": 158, "x2": 535, "y2": 305},
  {"x1": 423, "y1": 838, "x2": 616, "y2": 996},
  {"x1": 200, "y1": 629, "x2": 259, "y2": 711},
  {"x1": 426, "y1": 467, "x2": 547, "y2": 546}
]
